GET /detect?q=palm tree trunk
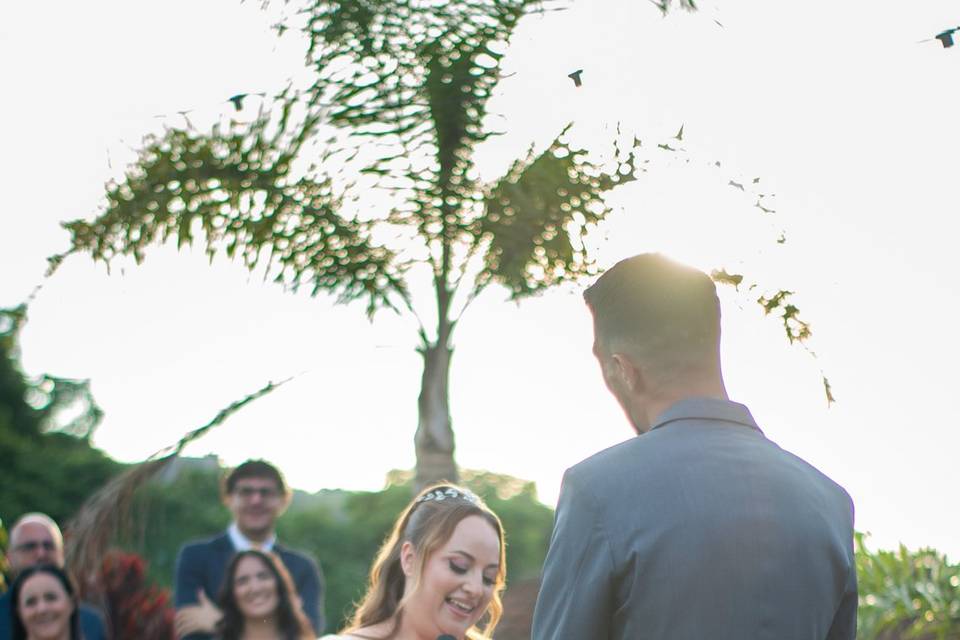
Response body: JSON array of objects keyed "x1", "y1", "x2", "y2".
[{"x1": 414, "y1": 341, "x2": 457, "y2": 490}]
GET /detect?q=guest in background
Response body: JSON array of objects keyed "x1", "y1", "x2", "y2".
[
  {"x1": 175, "y1": 460, "x2": 324, "y2": 639},
  {"x1": 322, "y1": 484, "x2": 505, "y2": 640},
  {"x1": 9, "y1": 565, "x2": 80, "y2": 640},
  {"x1": 216, "y1": 550, "x2": 313, "y2": 640},
  {"x1": 0, "y1": 514, "x2": 105, "y2": 640}
]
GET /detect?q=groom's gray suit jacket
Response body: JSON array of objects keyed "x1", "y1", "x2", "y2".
[{"x1": 532, "y1": 398, "x2": 857, "y2": 640}]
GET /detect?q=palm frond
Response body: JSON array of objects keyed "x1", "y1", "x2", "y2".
[
  {"x1": 62, "y1": 94, "x2": 406, "y2": 316},
  {"x1": 475, "y1": 126, "x2": 640, "y2": 298},
  {"x1": 305, "y1": 0, "x2": 533, "y2": 242}
]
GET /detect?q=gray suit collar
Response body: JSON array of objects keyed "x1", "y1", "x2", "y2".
[{"x1": 650, "y1": 397, "x2": 762, "y2": 434}]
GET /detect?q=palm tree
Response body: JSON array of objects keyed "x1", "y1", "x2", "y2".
[{"x1": 59, "y1": 0, "x2": 794, "y2": 488}]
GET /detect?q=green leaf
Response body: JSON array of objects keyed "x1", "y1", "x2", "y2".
[
  {"x1": 757, "y1": 290, "x2": 812, "y2": 344},
  {"x1": 477, "y1": 126, "x2": 639, "y2": 298},
  {"x1": 710, "y1": 268, "x2": 744, "y2": 289}
]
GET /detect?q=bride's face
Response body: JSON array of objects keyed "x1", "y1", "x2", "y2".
[{"x1": 401, "y1": 515, "x2": 501, "y2": 639}]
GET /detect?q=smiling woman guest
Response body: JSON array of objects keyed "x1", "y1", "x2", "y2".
[
  {"x1": 216, "y1": 550, "x2": 314, "y2": 640},
  {"x1": 10, "y1": 565, "x2": 81, "y2": 640},
  {"x1": 321, "y1": 484, "x2": 506, "y2": 640}
]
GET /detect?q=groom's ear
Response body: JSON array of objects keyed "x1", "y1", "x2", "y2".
[
  {"x1": 400, "y1": 541, "x2": 416, "y2": 577},
  {"x1": 610, "y1": 352, "x2": 648, "y2": 395}
]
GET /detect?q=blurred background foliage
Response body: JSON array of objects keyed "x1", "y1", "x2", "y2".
[
  {"x1": 0, "y1": 306, "x2": 120, "y2": 526},
  {"x1": 0, "y1": 521, "x2": 7, "y2": 592},
  {"x1": 856, "y1": 533, "x2": 960, "y2": 640}
]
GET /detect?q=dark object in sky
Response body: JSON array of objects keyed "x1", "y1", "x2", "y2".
[
  {"x1": 935, "y1": 29, "x2": 955, "y2": 48},
  {"x1": 657, "y1": 143, "x2": 676, "y2": 152},
  {"x1": 674, "y1": 124, "x2": 684, "y2": 141},
  {"x1": 227, "y1": 93, "x2": 266, "y2": 111},
  {"x1": 919, "y1": 26, "x2": 959, "y2": 48},
  {"x1": 177, "y1": 110, "x2": 194, "y2": 128},
  {"x1": 568, "y1": 69, "x2": 584, "y2": 87},
  {"x1": 228, "y1": 94, "x2": 248, "y2": 111},
  {"x1": 728, "y1": 179, "x2": 745, "y2": 191}
]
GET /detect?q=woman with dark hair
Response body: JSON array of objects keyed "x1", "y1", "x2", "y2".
[
  {"x1": 10, "y1": 564, "x2": 82, "y2": 640},
  {"x1": 322, "y1": 484, "x2": 507, "y2": 640},
  {"x1": 217, "y1": 549, "x2": 314, "y2": 640}
]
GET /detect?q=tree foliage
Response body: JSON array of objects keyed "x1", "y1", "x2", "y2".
[
  {"x1": 0, "y1": 307, "x2": 120, "y2": 526},
  {"x1": 0, "y1": 521, "x2": 8, "y2": 592},
  {"x1": 856, "y1": 533, "x2": 960, "y2": 640}
]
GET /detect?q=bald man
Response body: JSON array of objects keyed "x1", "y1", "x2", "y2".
[{"x1": 1, "y1": 513, "x2": 107, "y2": 640}]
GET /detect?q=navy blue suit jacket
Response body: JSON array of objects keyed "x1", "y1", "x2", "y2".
[
  {"x1": 0, "y1": 590, "x2": 106, "y2": 640},
  {"x1": 174, "y1": 533, "x2": 324, "y2": 639}
]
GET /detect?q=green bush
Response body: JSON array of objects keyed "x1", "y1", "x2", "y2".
[{"x1": 856, "y1": 533, "x2": 960, "y2": 639}]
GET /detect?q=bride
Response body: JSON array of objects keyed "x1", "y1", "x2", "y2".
[{"x1": 322, "y1": 485, "x2": 507, "y2": 640}]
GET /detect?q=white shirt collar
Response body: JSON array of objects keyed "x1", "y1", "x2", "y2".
[{"x1": 227, "y1": 522, "x2": 276, "y2": 552}]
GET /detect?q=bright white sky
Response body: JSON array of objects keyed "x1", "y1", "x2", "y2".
[{"x1": 1, "y1": 1, "x2": 958, "y2": 559}]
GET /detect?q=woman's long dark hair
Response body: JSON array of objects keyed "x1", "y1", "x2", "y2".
[
  {"x1": 216, "y1": 550, "x2": 313, "y2": 640},
  {"x1": 10, "y1": 564, "x2": 82, "y2": 640}
]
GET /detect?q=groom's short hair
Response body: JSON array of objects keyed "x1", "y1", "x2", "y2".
[{"x1": 584, "y1": 253, "x2": 720, "y2": 378}]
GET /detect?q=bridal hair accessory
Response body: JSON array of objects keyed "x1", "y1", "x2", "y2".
[{"x1": 415, "y1": 486, "x2": 481, "y2": 506}]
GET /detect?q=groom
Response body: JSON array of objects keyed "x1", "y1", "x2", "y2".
[{"x1": 532, "y1": 254, "x2": 857, "y2": 639}]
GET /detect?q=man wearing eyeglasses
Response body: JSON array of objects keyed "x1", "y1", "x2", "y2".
[
  {"x1": 0, "y1": 513, "x2": 107, "y2": 640},
  {"x1": 173, "y1": 459, "x2": 324, "y2": 639}
]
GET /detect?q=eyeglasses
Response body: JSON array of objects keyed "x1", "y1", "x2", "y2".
[
  {"x1": 14, "y1": 540, "x2": 58, "y2": 553},
  {"x1": 233, "y1": 486, "x2": 281, "y2": 500}
]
